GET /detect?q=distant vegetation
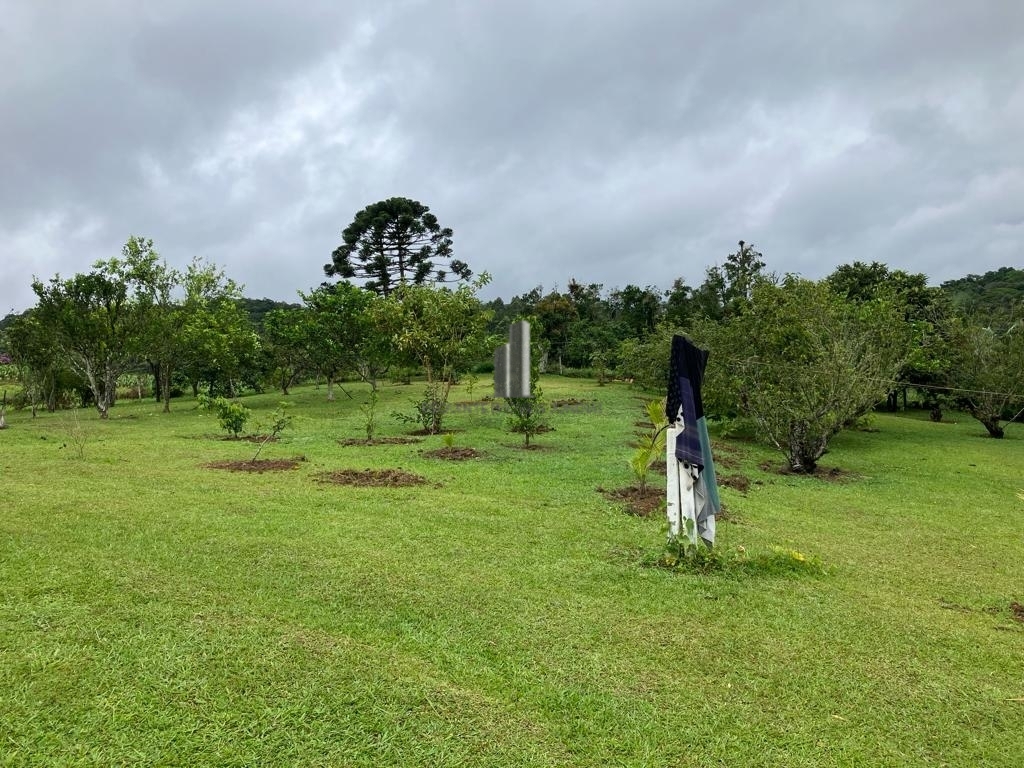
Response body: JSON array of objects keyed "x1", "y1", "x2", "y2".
[
  {"x1": 941, "y1": 266, "x2": 1024, "y2": 317},
  {"x1": 2, "y1": 200, "x2": 1023, "y2": 466}
]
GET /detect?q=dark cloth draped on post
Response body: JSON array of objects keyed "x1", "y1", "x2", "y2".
[
  {"x1": 666, "y1": 335, "x2": 708, "y2": 467},
  {"x1": 666, "y1": 334, "x2": 721, "y2": 518}
]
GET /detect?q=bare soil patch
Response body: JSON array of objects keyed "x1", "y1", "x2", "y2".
[
  {"x1": 422, "y1": 447, "x2": 483, "y2": 460},
  {"x1": 502, "y1": 442, "x2": 553, "y2": 451},
  {"x1": 719, "y1": 474, "x2": 752, "y2": 493},
  {"x1": 1011, "y1": 601, "x2": 1024, "y2": 623},
  {"x1": 598, "y1": 485, "x2": 664, "y2": 517},
  {"x1": 337, "y1": 436, "x2": 423, "y2": 446},
  {"x1": 712, "y1": 452, "x2": 741, "y2": 469},
  {"x1": 552, "y1": 398, "x2": 597, "y2": 408},
  {"x1": 759, "y1": 461, "x2": 859, "y2": 482},
  {"x1": 316, "y1": 468, "x2": 427, "y2": 487},
  {"x1": 204, "y1": 458, "x2": 302, "y2": 472}
]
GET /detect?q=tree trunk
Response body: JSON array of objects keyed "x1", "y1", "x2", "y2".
[
  {"x1": 99, "y1": 366, "x2": 118, "y2": 419},
  {"x1": 326, "y1": 376, "x2": 335, "y2": 402},
  {"x1": 982, "y1": 418, "x2": 1004, "y2": 439},
  {"x1": 161, "y1": 361, "x2": 172, "y2": 413},
  {"x1": 82, "y1": 365, "x2": 107, "y2": 419},
  {"x1": 787, "y1": 420, "x2": 827, "y2": 473},
  {"x1": 151, "y1": 360, "x2": 161, "y2": 402}
]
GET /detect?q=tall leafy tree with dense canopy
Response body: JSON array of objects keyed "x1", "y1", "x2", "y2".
[
  {"x1": 324, "y1": 197, "x2": 471, "y2": 296},
  {"x1": 699, "y1": 277, "x2": 909, "y2": 473},
  {"x1": 301, "y1": 282, "x2": 393, "y2": 396},
  {"x1": 31, "y1": 237, "x2": 158, "y2": 418},
  {"x1": 178, "y1": 260, "x2": 258, "y2": 397},
  {"x1": 948, "y1": 311, "x2": 1024, "y2": 438}
]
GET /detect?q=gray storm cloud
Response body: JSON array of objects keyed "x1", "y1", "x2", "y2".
[{"x1": 1, "y1": 0, "x2": 1021, "y2": 314}]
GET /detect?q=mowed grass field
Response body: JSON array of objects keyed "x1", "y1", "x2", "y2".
[{"x1": 1, "y1": 376, "x2": 1022, "y2": 767}]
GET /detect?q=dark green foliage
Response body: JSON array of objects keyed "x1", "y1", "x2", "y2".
[
  {"x1": 690, "y1": 240, "x2": 768, "y2": 321},
  {"x1": 615, "y1": 325, "x2": 682, "y2": 391},
  {"x1": 236, "y1": 297, "x2": 302, "y2": 331},
  {"x1": 941, "y1": 267, "x2": 1024, "y2": 318},
  {"x1": 828, "y1": 261, "x2": 955, "y2": 412},
  {"x1": 325, "y1": 197, "x2": 471, "y2": 296}
]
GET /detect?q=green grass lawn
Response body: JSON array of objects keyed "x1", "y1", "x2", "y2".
[{"x1": 1, "y1": 377, "x2": 1022, "y2": 766}]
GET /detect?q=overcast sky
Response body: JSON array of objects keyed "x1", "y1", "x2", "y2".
[{"x1": 1, "y1": 0, "x2": 1022, "y2": 315}]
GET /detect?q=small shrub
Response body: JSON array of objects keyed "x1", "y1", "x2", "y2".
[
  {"x1": 505, "y1": 385, "x2": 549, "y2": 447},
  {"x1": 360, "y1": 390, "x2": 379, "y2": 441},
  {"x1": 660, "y1": 523, "x2": 724, "y2": 573},
  {"x1": 251, "y1": 403, "x2": 292, "y2": 462},
  {"x1": 392, "y1": 382, "x2": 447, "y2": 434},
  {"x1": 58, "y1": 408, "x2": 88, "y2": 459},
  {"x1": 197, "y1": 394, "x2": 251, "y2": 438},
  {"x1": 629, "y1": 399, "x2": 667, "y2": 493},
  {"x1": 590, "y1": 351, "x2": 610, "y2": 386}
]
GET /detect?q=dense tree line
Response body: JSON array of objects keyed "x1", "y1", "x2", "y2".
[
  {"x1": 486, "y1": 251, "x2": 1024, "y2": 468},
  {"x1": 2, "y1": 199, "x2": 1021, "y2": 467}
]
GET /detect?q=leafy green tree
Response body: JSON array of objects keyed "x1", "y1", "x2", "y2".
[
  {"x1": 701, "y1": 278, "x2": 908, "y2": 473},
  {"x1": 261, "y1": 307, "x2": 310, "y2": 395},
  {"x1": 386, "y1": 278, "x2": 492, "y2": 433},
  {"x1": 116, "y1": 238, "x2": 186, "y2": 412},
  {"x1": 4, "y1": 310, "x2": 68, "y2": 414},
  {"x1": 485, "y1": 286, "x2": 543, "y2": 335},
  {"x1": 948, "y1": 313, "x2": 1024, "y2": 438},
  {"x1": 301, "y1": 282, "x2": 393, "y2": 396},
  {"x1": 31, "y1": 239, "x2": 156, "y2": 418},
  {"x1": 615, "y1": 324, "x2": 683, "y2": 391},
  {"x1": 535, "y1": 291, "x2": 577, "y2": 372},
  {"x1": 324, "y1": 197, "x2": 471, "y2": 296},
  {"x1": 663, "y1": 277, "x2": 694, "y2": 328},
  {"x1": 178, "y1": 260, "x2": 259, "y2": 397},
  {"x1": 828, "y1": 261, "x2": 953, "y2": 413},
  {"x1": 692, "y1": 240, "x2": 768, "y2": 321},
  {"x1": 610, "y1": 284, "x2": 662, "y2": 338}
]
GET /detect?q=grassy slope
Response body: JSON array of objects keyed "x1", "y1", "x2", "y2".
[{"x1": 1, "y1": 378, "x2": 1021, "y2": 767}]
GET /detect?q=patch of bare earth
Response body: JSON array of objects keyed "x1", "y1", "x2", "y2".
[
  {"x1": 337, "y1": 437, "x2": 423, "y2": 446},
  {"x1": 598, "y1": 486, "x2": 664, "y2": 517},
  {"x1": 316, "y1": 468, "x2": 427, "y2": 487},
  {"x1": 718, "y1": 474, "x2": 752, "y2": 492},
  {"x1": 1011, "y1": 601, "x2": 1024, "y2": 623},
  {"x1": 422, "y1": 447, "x2": 483, "y2": 460},
  {"x1": 759, "y1": 461, "x2": 858, "y2": 482},
  {"x1": 204, "y1": 458, "x2": 302, "y2": 472}
]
